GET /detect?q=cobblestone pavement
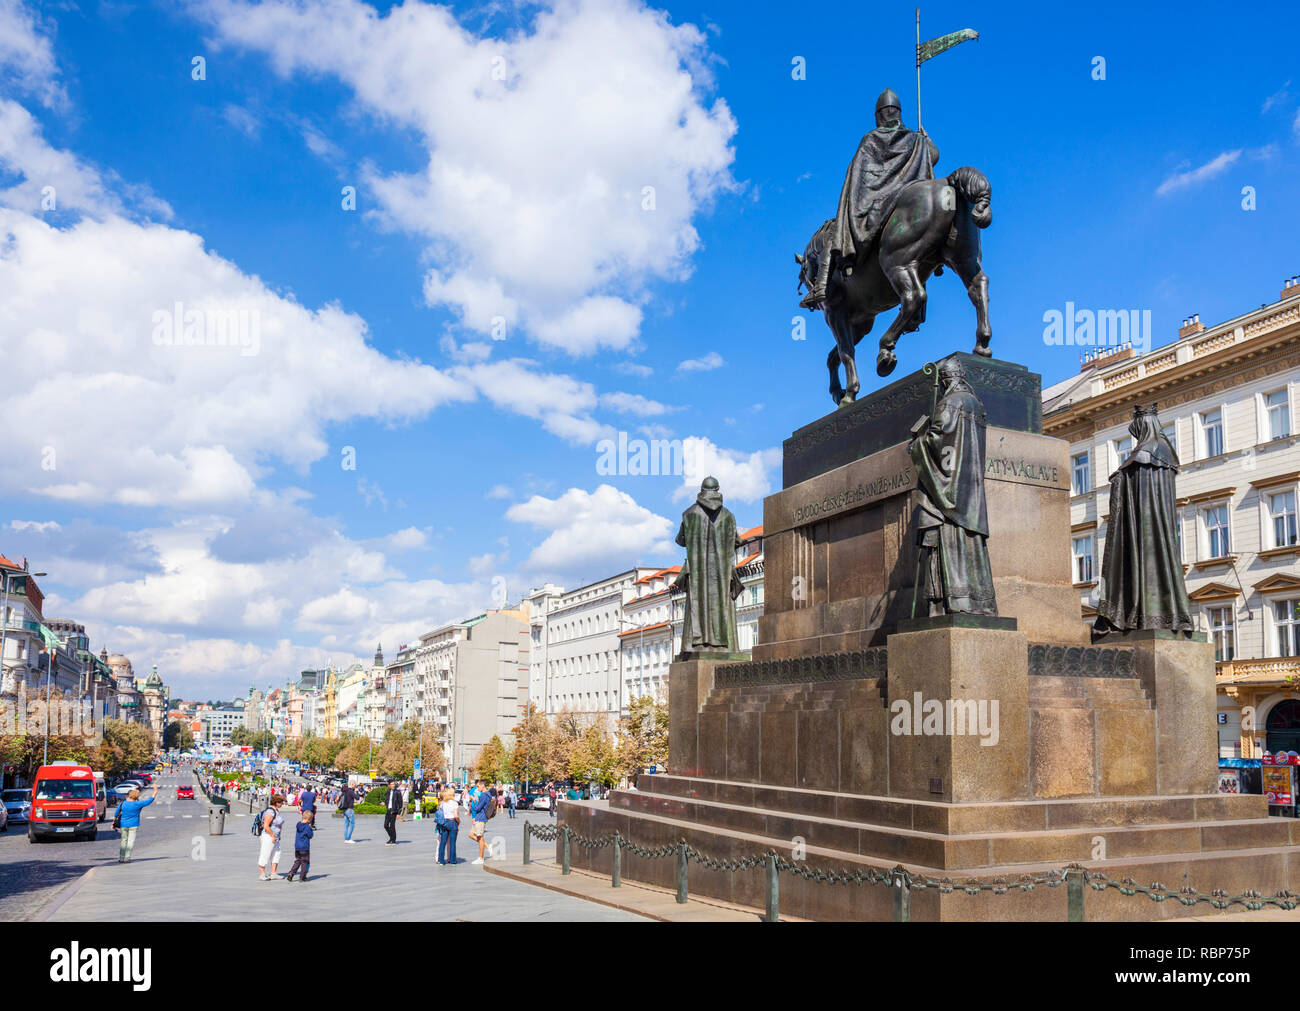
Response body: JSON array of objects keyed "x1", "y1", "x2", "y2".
[
  {"x1": 0, "y1": 770, "x2": 210, "y2": 921},
  {"x1": 45, "y1": 797, "x2": 644, "y2": 922}
]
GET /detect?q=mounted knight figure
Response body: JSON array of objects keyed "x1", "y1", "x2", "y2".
[
  {"x1": 796, "y1": 87, "x2": 994, "y2": 402},
  {"x1": 801, "y1": 88, "x2": 939, "y2": 310}
]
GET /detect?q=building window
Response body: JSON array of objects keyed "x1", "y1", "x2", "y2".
[
  {"x1": 1208, "y1": 606, "x2": 1236, "y2": 663},
  {"x1": 1271, "y1": 491, "x2": 1299, "y2": 548},
  {"x1": 1071, "y1": 452, "x2": 1090, "y2": 495},
  {"x1": 1114, "y1": 436, "x2": 1133, "y2": 468},
  {"x1": 1204, "y1": 504, "x2": 1230, "y2": 559},
  {"x1": 1276, "y1": 599, "x2": 1300, "y2": 657},
  {"x1": 1266, "y1": 389, "x2": 1291, "y2": 441},
  {"x1": 1072, "y1": 535, "x2": 1094, "y2": 583},
  {"x1": 1202, "y1": 408, "x2": 1224, "y2": 458},
  {"x1": 1175, "y1": 508, "x2": 1184, "y2": 562},
  {"x1": 1161, "y1": 421, "x2": 1177, "y2": 453}
]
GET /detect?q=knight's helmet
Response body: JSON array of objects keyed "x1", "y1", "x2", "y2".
[{"x1": 875, "y1": 88, "x2": 903, "y2": 128}]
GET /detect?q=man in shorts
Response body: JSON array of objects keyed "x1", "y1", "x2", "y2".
[{"x1": 469, "y1": 779, "x2": 491, "y2": 865}]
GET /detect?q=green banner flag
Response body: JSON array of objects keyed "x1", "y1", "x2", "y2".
[
  {"x1": 916, "y1": 28, "x2": 979, "y2": 67},
  {"x1": 38, "y1": 622, "x2": 60, "y2": 650}
]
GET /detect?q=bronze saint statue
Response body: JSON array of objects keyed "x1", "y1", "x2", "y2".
[
  {"x1": 673, "y1": 477, "x2": 744, "y2": 657},
  {"x1": 795, "y1": 88, "x2": 993, "y2": 398},
  {"x1": 1093, "y1": 405, "x2": 1194, "y2": 637},
  {"x1": 908, "y1": 357, "x2": 998, "y2": 616}
]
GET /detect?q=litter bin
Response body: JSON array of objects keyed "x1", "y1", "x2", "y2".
[{"x1": 209, "y1": 806, "x2": 225, "y2": 835}]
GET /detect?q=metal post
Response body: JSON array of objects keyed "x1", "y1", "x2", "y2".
[
  {"x1": 1067, "y1": 866, "x2": 1085, "y2": 922},
  {"x1": 892, "y1": 868, "x2": 911, "y2": 922},
  {"x1": 915, "y1": 8, "x2": 922, "y2": 133},
  {"x1": 42, "y1": 647, "x2": 53, "y2": 765},
  {"x1": 676, "y1": 841, "x2": 689, "y2": 904},
  {"x1": 523, "y1": 822, "x2": 532, "y2": 865},
  {"x1": 561, "y1": 826, "x2": 571, "y2": 875},
  {"x1": 612, "y1": 833, "x2": 622, "y2": 888},
  {"x1": 765, "y1": 852, "x2": 779, "y2": 922}
]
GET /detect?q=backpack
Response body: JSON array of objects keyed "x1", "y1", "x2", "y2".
[
  {"x1": 251, "y1": 807, "x2": 270, "y2": 837},
  {"x1": 486, "y1": 794, "x2": 498, "y2": 819}
]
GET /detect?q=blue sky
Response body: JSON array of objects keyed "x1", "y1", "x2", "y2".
[{"x1": 1, "y1": 0, "x2": 1296, "y2": 698}]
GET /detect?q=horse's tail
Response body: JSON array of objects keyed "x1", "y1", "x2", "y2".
[{"x1": 947, "y1": 167, "x2": 992, "y2": 228}]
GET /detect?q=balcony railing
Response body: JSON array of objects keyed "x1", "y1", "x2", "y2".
[{"x1": 1216, "y1": 656, "x2": 1300, "y2": 682}]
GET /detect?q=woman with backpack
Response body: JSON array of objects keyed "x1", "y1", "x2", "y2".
[
  {"x1": 436, "y1": 786, "x2": 459, "y2": 865},
  {"x1": 255, "y1": 794, "x2": 286, "y2": 880}
]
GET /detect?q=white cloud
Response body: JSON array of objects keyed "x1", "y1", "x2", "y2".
[
  {"x1": 599, "y1": 391, "x2": 674, "y2": 417},
  {"x1": 673, "y1": 436, "x2": 778, "y2": 504},
  {"x1": 0, "y1": 180, "x2": 468, "y2": 506},
  {"x1": 677, "y1": 350, "x2": 724, "y2": 372},
  {"x1": 193, "y1": 0, "x2": 738, "y2": 355},
  {"x1": 485, "y1": 484, "x2": 513, "y2": 500},
  {"x1": 8, "y1": 519, "x2": 59, "y2": 533},
  {"x1": 384, "y1": 526, "x2": 427, "y2": 551},
  {"x1": 506, "y1": 484, "x2": 675, "y2": 580},
  {"x1": 1155, "y1": 150, "x2": 1242, "y2": 196},
  {"x1": 613, "y1": 362, "x2": 653, "y2": 378},
  {"x1": 221, "y1": 103, "x2": 261, "y2": 138},
  {"x1": 0, "y1": 0, "x2": 64, "y2": 108}
]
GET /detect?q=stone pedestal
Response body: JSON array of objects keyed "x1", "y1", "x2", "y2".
[
  {"x1": 557, "y1": 352, "x2": 1296, "y2": 920},
  {"x1": 885, "y1": 624, "x2": 1029, "y2": 803}
]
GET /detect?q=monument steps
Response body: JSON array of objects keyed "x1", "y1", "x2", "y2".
[
  {"x1": 559, "y1": 799, "x2": 1300, "y2": 921},
  {"x1": 609, "y1": 787, "x2": 1292, "y2": 868},
  {"x1": 637, "y1": 773, "x2": 1269, "y2": 832}
]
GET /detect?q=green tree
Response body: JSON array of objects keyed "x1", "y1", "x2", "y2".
[
  {"x1": 103, "y1": 718, "x2": 155, "y2": 770},
  {"x1": 568, "y1": 719, "x2": 617, "y2": 787},
  {"x1": 163, "y1": 720, "x2": 195, "y2": 751},
  {"x1": 616, "y1": 694, "x2": 668, "y2": 782},
  {"x1": 229, "y1": 726, "x2": 249, "y2": 746},
  {"x1": 334, "y1": 733, "x2": 372, "y2": 774},
  {"x1": 471, "y1": 734, "x2": 513, "y2": 783}
]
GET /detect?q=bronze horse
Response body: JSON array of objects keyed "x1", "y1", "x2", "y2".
[{"x1": 796, "y1": 166, "x2": 993, "y2": 405}]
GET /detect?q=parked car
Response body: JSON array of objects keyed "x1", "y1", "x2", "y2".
[
  {"x1": 531, "y1": 794, "x2": 550, "y2": 811},
  {"x1": 112, "y1": 782, "x2": 142, "y2": 800},
  {"x1": 2, "y1": 788, "x2": 32, "y2": 825},
  {"x1": 176, "y1": 785, "x2": 194, "y2": 800}
]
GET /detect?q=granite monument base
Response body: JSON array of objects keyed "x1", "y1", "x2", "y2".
[{"x1": 559, "y1": 628, "x2": 1294, "y2": 920}]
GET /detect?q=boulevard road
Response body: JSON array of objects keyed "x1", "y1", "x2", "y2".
[{"x1": 0, "y1": 767, "x2": 208, "y2": 921}]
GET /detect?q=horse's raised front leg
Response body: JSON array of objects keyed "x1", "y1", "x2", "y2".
[{"x1": 876, "y1": 263, "x2": 926, "y2": 377}]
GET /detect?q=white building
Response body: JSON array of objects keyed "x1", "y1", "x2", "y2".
[
  {"x1": 199, "y1": 707, "x2": 245, "y2": 744},
  {"x1": 619, "y1": 567, "x2": 679, "y2": 715},
  {"x1": 535, "y1": 568, "x2": 661, "y2": 718},
  {"x1": 1043, "y1": 277, "x2": 1300, "y2": 760}
]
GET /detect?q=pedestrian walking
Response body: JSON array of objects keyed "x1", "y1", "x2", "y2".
[
  {"x1": 547, "y1": 782, "x2": 557, "y2": 818},
  {"x1": 506, "y1": 785, "x2": 517, "y2": 819},
  {"x1": 257, "y1": 794, "x2": 287, "y2": 880},
  {"x1": 384, "y1": 781, "x2": 403, "y2": 844},
  {"x1": 299, "y1": 782, "x2": 316, "y2": 820},
  {"x1": 115, "y1": 785, "x2": 157, "y2": 863},
  {"x1": 469, "y1": 779, "x2": 492, "y2": 865},
  {"x1": 436, "y1": 786, "x2": 459, "y2": 865},
  {"x1": 339, "y1": 782, "x2": 359, "y2": 843},
  {"x1": 285, "y1": 810, "x2": 314, "y2": 882}
]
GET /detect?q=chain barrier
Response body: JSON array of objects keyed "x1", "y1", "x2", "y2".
[{"x1": 522, "y1": 821, "x2": 1300, "y2": 919}]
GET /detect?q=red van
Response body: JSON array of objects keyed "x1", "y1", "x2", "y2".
[{"x1": 28, "y1": 763, "x2": 99, "y2": 842}]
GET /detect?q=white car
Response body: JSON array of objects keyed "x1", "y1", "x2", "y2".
[
  {"x1": 1, "y1": 788, "x2": 30, "y2": 826},
  {"x1": 532, "y1": 794, "x2": 551, "y2": 810}
]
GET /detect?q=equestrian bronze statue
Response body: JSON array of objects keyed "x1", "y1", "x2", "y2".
[{"x1": 796, "y1": 88, "x2": 993, "y2": 403}]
